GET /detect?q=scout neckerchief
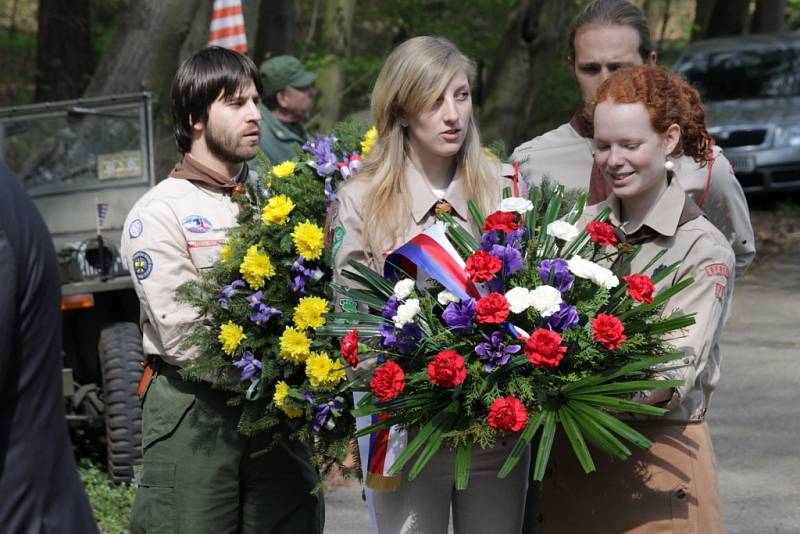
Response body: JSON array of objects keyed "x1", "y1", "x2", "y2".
[{"x1": 171, "y1": 153, "x2": 249, "y2": 195}]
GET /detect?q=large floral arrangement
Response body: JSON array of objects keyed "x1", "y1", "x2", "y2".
[
  {"x1": 321, "y1": 182, "x2": 695, "y2": 488},
  {"x1": 176, "y1": 121, "x2": 376, "y2": 471}
]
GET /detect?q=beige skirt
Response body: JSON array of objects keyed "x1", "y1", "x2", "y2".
[{"x1": 536, "y1": 420, "x2": 723, "y2": 534}]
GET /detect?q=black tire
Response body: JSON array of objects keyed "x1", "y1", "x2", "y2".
[{"x1": 98, "y1": 322, "x2": 144, "y2": 484}]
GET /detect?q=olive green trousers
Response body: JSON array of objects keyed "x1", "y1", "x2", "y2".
[{"x1": 130, "y1": 367, "x2": 323, "y2": 534}]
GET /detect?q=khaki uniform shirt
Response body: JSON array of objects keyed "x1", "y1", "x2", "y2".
[
  {"x1": 258, "y1": 105, "x2": 309, "y2": 165},
  {"x1": 331, "y1": 162, "x2": 516, "y2": 293},
  {"x1": 512, "y1": 121, "x2": 755, "y2": 274},
  {"x1": 120, "y1": 177, "x2": 240, "y2": 367},
  {"x1": 579, "y1": 180, "x2": 735, "y2": 421}
]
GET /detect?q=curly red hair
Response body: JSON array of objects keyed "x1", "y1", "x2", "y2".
[{"x1": 589, "y1": 65, "x2": 712, "y2": 164}]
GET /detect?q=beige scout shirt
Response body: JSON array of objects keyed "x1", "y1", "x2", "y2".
[
  {"x1": 512, "y1": 121, "x2": 755, "y2": 274},
  {"x1": 580, "y1": 180, "x2": 735, "y2": 422},
  {"x1": 331, "y1": 161, "x2": 515, "y2": 294},
  {"x1": 120, "y1": 177, "x2": 240, "y2": 367}
]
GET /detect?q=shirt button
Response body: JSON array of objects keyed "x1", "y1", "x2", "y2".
[{"x1": 675, "y1": 489, "x2": 686, "y2": 499}]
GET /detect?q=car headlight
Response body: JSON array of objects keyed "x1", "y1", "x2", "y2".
[{"x1": 773, "y1": 125, "x2": 800, "y2": 147}]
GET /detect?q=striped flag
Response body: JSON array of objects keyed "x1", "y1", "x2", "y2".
[{"x1": 208, "y1": 0, "x2": 247, "y2": 53}]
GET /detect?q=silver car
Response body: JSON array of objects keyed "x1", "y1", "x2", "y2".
[{"x1": 674, "y1": 33, "x2": 800, "y2": 194}]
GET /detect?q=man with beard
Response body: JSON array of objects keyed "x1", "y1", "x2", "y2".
[
  {"x1": 512, "y1": 0, "x2": 755, "y2": 275},
  {"x1": 121, "y1": 47, "x2": 322, "y2": 534},
  {"x1": 258, "y1": 55, "x2": 317, "y2": 164}
]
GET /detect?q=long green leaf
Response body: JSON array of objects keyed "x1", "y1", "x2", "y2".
[
  {"x1": 561, "y1": 354, "x2": 685, "y2": 394},
  {"x1": 386, "y1": 401, "x2": 460, "y2": 476},
  {"x1": 558, "y1": 405, "x2": 595, "y2": 474},
  {"x1": 467, "y1": 199, "x2": 485, "y2": 230},
  {"x1": 343, "y1": 261, "x2": 395, "y2": 294},
  {"x1": 498, "y1": 409, "x2": 546, "y2": 478},
  {"x1": 568, "y1": 394, "x2": 669, "y2": 416},
  {"x1": 455, "y1": 442, "x2": 473, "y2": 490},
  {"x1": 571, "y1": 403, "x2": 653, "y2": 450},
  {"x1": 532, "y1": 410, "x2": 557, "y2": 481},
  {"x1": 574, "y1": 379, "x2": 683, "y2": 396},
  {"x1": 565, "y1": 402, "x2": 630, "y2": 460}
]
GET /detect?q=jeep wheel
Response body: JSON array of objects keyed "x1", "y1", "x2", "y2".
[{"x1": 98, "y1": 322, "x2": 144, "y2": 484}]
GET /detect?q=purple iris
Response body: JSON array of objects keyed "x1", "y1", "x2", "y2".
[
  {"x1": 538, "y1": 258, "x2": 574, "y2": 293},
  {"x1": 250, "y1": 303, "x2": 282, "y2": 327},
  {"x1": 290, "y1": 257, "x2": 323, "y2": 293},
  {"x1": 547, "y1": 302, "x2": 579, "y2": 332},
  {"x1": 246, "y1": 290, "x2": 263, "y2": 308},
  {"x1": 382, "y1": 295, "x2": 399, "y2": 320},
  {"x1": 490, "y1": 244, "x2": 524, "y2": 276},
  {"x1": 303, "y1": 135, "x2": 338, "y2": 177},
  {"x1": 313, "y1": 398, "x2": 344, "y2": 432},
  {"x1": 233, "y1": 350, "x2": 262, "y2": 381},
  {"x1": 480, "y1": 231, "x2": 500, "y2": 251},
  {"x1": 304, "y1": 391, "x2": 315, "y2": 402},
  {"x1": 475, "y1": 331, "x2": 522, "y2": 372},
  {"x1": 442, "y1": 298, "x2": 476, "y2": 333},
  {"x1": 218, "y1": 279, "x2": 246, "y2": 306}
]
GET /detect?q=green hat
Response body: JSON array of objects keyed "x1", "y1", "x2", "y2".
[{"x1": 260, "y1": 55, "x2": 317, "y2": 96}]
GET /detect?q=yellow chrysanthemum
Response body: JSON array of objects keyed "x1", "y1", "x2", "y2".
[
  {"x1": 293, "y1": 296, "x2": 329, "y2": 330},
  {"x1": 220, "y1": 242, "x2": 233, "y2": 262},
  {"x1": 283, "y1": 405, "x2": 304, "y2": 418},
  {"x1": 239, "y1": 245, "x2": 275, "y2": 289},
  {"x1": 482, "y1": 146, "x2": 499, "y2": 162},
  {"x1": 360, "y1": 126, "x2": 377, "y2": 156},
  {"x1": 218, "y1": 321, "x2": 246, "y2": 356},
  {"x1": 261, "y1": 194, "x2": 295, "y2": 225},
  {"x1": 271, "y1": 160, "x2": 297, "y2": 178},
  {"x1": 279, "y1": 327, "x2": 312, "y2": 364},
  {"x1": 273, "y1": 380, "x2": 290, "y2": 407},
  {"x1": 305, "y1": 352, "x2": 346, "y2": 389},
  {"x1": 292, "y1": 220, "x2": 325, "y2": 261}
]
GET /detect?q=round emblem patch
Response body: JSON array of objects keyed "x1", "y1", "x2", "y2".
[
  {"x1": 128, "y1": 218, "x2": 143, "y2": 239},
  {"x1": 132, "y1": 251, "x2": 153, "y2": 280},
  {"x1": 182, "y1": 214, "x2": 214, "y2": 234}
]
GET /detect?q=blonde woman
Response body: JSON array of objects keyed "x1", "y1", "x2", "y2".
[{"x1": 331, "y1": 36, "x2": 530, "y2": 534}]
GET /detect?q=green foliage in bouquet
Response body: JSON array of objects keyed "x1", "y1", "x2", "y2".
[
  {"x1": 320, "y1": 181, "x2": 696, "y2": 488},
  {"x1": 175, "y1": 120, "x2": 375, "y2": 475}
]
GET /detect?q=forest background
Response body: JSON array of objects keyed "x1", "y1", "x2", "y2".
[{"x1": 2, "y1": 0, "x2": 799, "y2": 179}]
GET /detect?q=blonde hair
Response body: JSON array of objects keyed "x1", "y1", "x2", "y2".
[{"x1": 347, "y1": 36, "x2": 497, "y2": 259}]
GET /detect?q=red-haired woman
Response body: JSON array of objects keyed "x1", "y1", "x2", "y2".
[{"x1": 537, "y1": 65, "x2": 732, "y2": 533}]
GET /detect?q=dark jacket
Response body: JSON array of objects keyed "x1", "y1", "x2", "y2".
[{"x1": 0, "y1": 161, "x2": 98, "y2": 533}]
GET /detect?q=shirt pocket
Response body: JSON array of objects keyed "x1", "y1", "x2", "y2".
[{"x1": 187, "y1": 238, "x2": 226, "y2": 270}]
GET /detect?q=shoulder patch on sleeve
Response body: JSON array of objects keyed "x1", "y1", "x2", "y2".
[
  {"x1": 704, "y1": 262, "x2": 731, "y2": 280},
  {"x1": 331, "y1": 226, "x2": 346, "y2": 259},
  {"x1": 128, "y1": 218, "x2": 143, "y2": 239},
  {"x1": 132, "y1": 251, "x2": 153, "y2": 280}
]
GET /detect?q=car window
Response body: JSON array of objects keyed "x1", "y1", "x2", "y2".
[{"x1": 676, "y1": 46, "x2": 800, "y2": 100}]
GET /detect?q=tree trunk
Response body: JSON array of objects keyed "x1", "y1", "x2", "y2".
[
  {"x1": 750, "y1": 0, "x2": 786, "y2": 33},
  {"x1": 691, "y1": 0, "x2": 717, "y2": 41},
  {"x1": 251, "y1": 0, "x2": 297, "y2": 66},
  {"x1": 706, "y1": 0, "x2": 752, "y2": 38},
  {"x1": 83, "y1": 0, "x2": 212, "y2": 178},
  {"x1": 35, "y1": 0, "x2": 94, "y2": 102},
  {"x1": 310, "y1": 0, "x2": 355, "y2": 134},
  {"x1": 479, "y1": 0, "x2": 574, "y2": 150},
  {"x1": 657, "y1": 0, "x2": 673, "y2": 53}
]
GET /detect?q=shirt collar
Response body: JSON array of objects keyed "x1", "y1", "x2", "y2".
[
  {"x1": 607, "y1": 178, "x2": 686, "y2": 238},
  {"x1": 406, "y1": 162, "x2": 468, "y2": 224}
]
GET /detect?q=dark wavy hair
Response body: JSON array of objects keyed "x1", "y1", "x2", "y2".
[
  {"x1": 568, "y1": 0, "x2": 654, "y2": 64},
  {"x1": 591, "y1": 65, "x2": 712, "y2": 164},
  {"x1": 170, "y1": 47, "x2": 263, "y2": 154}
]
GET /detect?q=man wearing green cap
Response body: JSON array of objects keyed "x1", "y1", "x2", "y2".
[{"x1": 259, "y1": 55, "x2": 317, "y2": 164}]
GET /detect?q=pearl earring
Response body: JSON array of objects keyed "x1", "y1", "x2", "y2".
[{"x1": 664, "y1": 159, "x2": 675, "y2": 171}]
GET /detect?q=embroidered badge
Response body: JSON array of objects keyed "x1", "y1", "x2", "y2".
[
  {"x1": 339, "y1": 298, "x2": 358, "y2": 313},
  {"x1": 128, "y1": 219, "x2": 143, "y2": 239},
  {"x1": 714, "y1": 282, "x2": 726, "y2": 300},
  {"x1": 182, "y1": 215, "x2": 214, "y2": 234},
  {"x1": 331, "y1": 226, "x2": 345, "y2": 259},
  {"x1": 132, "y1": 251, "x2": 153, "y2": 280},
  {"x1": 705, "y1": 262, "x2": 731, "y2": 280}
]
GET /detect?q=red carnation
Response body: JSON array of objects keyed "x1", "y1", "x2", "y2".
[
  {"x1": 475, "y1": 293, "x2": 510, "y2": 323},
  {"x1": 483, "y1": 211, "x2": 521, "y2": 233},
  {"x1": 427, "y1": 349, "x2": 467, "y2": 388},
  {"x1": 592, "y1": 313, "x2": 627, "y2": 350},
  {"x1": 340, "y1": 329, "x2": 360, "y2": 368},
  {"x1": 524, "y1": 329, "x2": 567, "y2": 368},
  {"x1": 586, "y1": 221, "x2": 618, "y2": 246},
  {"x1": 465, "y1": 250, "x2": 503, "y2": 282},
  {"x1": 487, "y1": 396, "x2": 528, "y2": 432},
  {"x1": 370, "y1": 360, "x2": 405, "y2": 402},
  {"x1": 623, "y1": 274, "x2": 655, "y2": 304}
]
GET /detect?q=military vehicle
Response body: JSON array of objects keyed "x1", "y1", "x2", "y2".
[{"x1": 0, "y1": 93, "x2": 154, "y2": 483}]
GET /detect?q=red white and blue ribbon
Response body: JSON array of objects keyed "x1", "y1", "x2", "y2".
[{"x1": 384, "y1": 222, "x2": 481, "y2": 301}]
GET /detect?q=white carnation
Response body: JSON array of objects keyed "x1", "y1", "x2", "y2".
[
  {"x1": 393, "y1": 278, "x2": 416, "y2": 300},
  {"x1": 567, "y1": 256, "x2": 620, "y2": 290},
  {"x1": 527, "y1": 285, "x2": 563, "y2": 317},
  {"x1": 393, "y1": 299, "x2": 420, "y2": 328},
  {"x1": 505, "y1": 286, "x2": 532, "y2": 314},
  {"x1": 437, "y1": 290, "x2": 460, "y2": 306},
  {"x1": 546, "y1": 220, "x2": 580, "y2": 241},
  {"x1": 499, "y1": 197, "x2": 534, "y2": 214}
]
